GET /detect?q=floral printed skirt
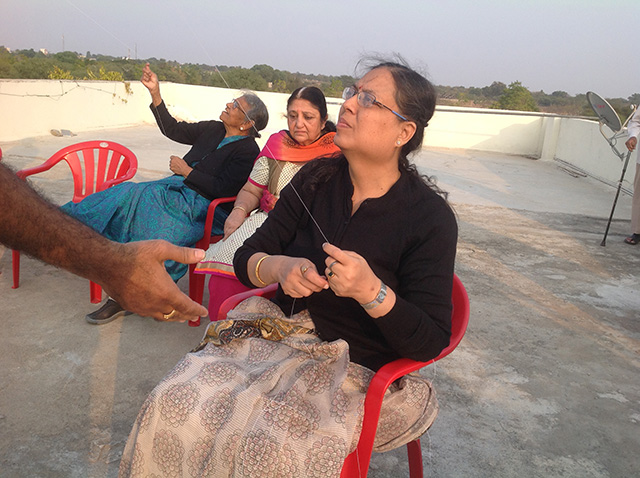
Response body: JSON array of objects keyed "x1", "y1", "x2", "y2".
[{"x1": 119, "y1": 297, "x2": 439, "y2": 478}]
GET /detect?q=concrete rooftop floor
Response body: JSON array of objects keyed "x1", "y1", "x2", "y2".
[{"x1": 1, "y1": 126, "x2": 639, "y2": 478}]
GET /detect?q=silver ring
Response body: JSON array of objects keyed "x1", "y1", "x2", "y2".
[
  {"x1": 162, "y1": 309, "x2": 177, "y2": 320},
  {"x1": 329, "y1": 260, "x2": 338, "y2": 271}
]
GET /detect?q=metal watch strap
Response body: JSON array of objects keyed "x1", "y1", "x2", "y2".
[{"x1": 360, "y1": 281, "x2": 387, "y2": 310}]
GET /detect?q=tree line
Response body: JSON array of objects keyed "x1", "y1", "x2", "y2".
[{"x1": 1, "y1": 47, "x2": 638, "y2": 119}]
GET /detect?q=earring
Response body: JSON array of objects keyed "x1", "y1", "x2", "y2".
[
  {"x1": 240, "y1": 127, "x2": 243, "y2": 131},
  {"x1": 396, "y1": 140, "x2": 401, "y2": 145}
]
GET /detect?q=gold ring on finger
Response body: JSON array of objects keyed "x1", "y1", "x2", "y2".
[
  {"x1": 163, "y1": 309, "x2": 177, "y2": 320},
  {"x1": 301, "y1": 265, "x2": 309, "y2": 275},
  {"x1": 327, "y1": 270, "x2": 336, "y2": 279}
]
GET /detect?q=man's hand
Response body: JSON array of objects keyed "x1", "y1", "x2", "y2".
[
  {"x1": 626, "y1": 137, "x2": 637, "y2": 152},
  {"x1": 103, "y1": 241, "x2": 208, "y2": 322}
]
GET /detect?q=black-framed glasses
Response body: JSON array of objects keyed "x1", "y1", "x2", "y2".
[{"x1": 342, "y1": 86, "x2": 409, "y2": 122}]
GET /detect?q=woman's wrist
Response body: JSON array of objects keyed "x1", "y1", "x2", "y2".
[
  {"x1": 254, "y1": 254, "x2": 270, "y2": 286},
  {"x1": 359, "y1": 280, "x2": 387, "y2": 310},
  {"x1": 232, "y1": 205, "x2": 249, "y2": 217}
]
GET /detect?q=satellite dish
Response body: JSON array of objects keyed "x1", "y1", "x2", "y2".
[{"x1": 587, "y1": 91, "x2": 622, "y2": 132}]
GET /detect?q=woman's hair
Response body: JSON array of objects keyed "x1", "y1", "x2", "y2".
[
  {"x1": 287, "y1": 86, "x2": 336, "y2": 133},
  {"x1": 241, "y1": 92, "x2": 269, "y2": 138}
]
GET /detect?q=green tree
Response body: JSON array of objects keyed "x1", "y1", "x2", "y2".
[
  {"x1": 85, "y1": 65, "x2": 124, "y2": 81},
  {"x1": 48, "y1": 65, "x2": 74, "y2": 79},
  {"x1": 482, "y1": 81, "x2": 506, "y2": 99},
  {"x1": 492, "y1": 81, "x2": 539, "y2": 112},
  {"x1": 325, "y1": 78, "x2": 345, "y2": 98},
  {"x1": 628, "y1": 93, "x2": 640, "y2": 106}
]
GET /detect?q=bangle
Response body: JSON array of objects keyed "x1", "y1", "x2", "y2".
[
  {"x1": 360, "y1": 281, "x2": 387, "y2": 310},
  {"x1": 232, "y1": 205, "x2": 248, "y2": 216},
  {"x1": 255, "y1": 255, "x2": 270, "y2": 286}
]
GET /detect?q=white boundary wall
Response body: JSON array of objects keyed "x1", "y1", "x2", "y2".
[{"x1": 0, "y1": 79, "x2": 636, "y2": 188}]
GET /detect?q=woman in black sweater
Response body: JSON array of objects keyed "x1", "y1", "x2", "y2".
[
  {"x1": 63, "y1": 63, "x2": 268, "y2": 324},
  {"x1": 235, "y1": 60, "x2": 457, "y2": 371},
  {"x1": 119, "y1": 58, "x2": 457, "y2": 478}
]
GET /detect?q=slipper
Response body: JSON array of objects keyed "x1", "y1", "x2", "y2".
[{"x1": 624, "y1": 234, "x2": 640, "y2": 245}]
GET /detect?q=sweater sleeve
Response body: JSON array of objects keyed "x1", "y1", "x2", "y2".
[
  {"x1": 628, "y1": 108, "x2": 640, "y2": 140},
  {"x1": 234, "y1": 168, "x2": 310, "y2": 286},
  {"x1": 372, "y1": 195, "x2": 458, "y2": 363},
  {"x1": 150, "y1": 101, "x2": 218, "y2": 145},
  {"x1": 183, "y1": 140, "x2": 259, "y2": 200}
]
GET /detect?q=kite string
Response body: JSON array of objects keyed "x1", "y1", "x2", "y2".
[
  {"x1": 175, "y1": 8, "x2": 331, "y2": 243},
  {"x1": 62, "y1": 0, "x2": 332, "y2": 243}
]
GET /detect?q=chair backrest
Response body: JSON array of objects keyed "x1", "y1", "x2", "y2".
[
  {"x1": 435, "y1": 273, "x2": 470, "y2": 361},
  {"x1": 17, "y1": 141, "x2": 137, "y2": 202}
]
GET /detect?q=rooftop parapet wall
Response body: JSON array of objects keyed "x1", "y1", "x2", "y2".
[{"x1": 0, "y1": 79, "x2": 635, "y2": 189}]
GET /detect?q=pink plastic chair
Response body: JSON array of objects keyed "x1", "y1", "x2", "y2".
[
  {"x1": 217, "y1": 275, "x2": 470, "y2": 477},
  {"x1": 187, "y1": 196, "x2": 237, "y2": 326},
  {"x1": 11, "y1": 141, "x2": 137, "y2": 303}
]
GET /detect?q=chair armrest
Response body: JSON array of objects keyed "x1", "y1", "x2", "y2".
[
  {"x1": 101, "y1": 168, "x2": 137, "y2": 189},
  {"x1": 15, "y1": 158, "x2": 59, "y2": 180},
  {"x1": 352, "y1": 357, "x2": 430, "y2": 470},
  {"x1": 195, "y1": 196, "x2": 237, "y2": 250},
  {"x1": 216, "y1": 283, "x2": 278, "y2": 320}
]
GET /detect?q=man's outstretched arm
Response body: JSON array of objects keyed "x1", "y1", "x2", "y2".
[{"x1": 0, "y1": 163, "x2": 208, "y2": 321}]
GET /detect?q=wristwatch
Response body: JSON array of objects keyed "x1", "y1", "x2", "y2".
[{"x1": 360, "y1": 281, "x2": 387, "y2": 310}]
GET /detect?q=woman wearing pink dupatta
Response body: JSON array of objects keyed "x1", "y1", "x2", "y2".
[{"x1": 195, "y1": 87, "x2": 339, "y2": 314}]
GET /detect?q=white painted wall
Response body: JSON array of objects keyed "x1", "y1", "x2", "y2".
[{"x1": 0, "y1": 79, "x2": 635, "y2": 188}]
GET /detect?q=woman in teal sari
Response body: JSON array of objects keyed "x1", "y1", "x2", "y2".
[{"x1": 62, "y1": 63, "x2": 268, "y2": 324}]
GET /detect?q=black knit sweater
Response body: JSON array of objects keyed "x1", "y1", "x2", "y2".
[
  {"x1": 150, "y1": 101, "x2": 258, "y2": 203},
  {"x1": 235, "y1": 156, "x2": 458, "y2": 371}
]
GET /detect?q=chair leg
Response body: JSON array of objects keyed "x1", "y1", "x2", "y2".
[
  {"x1": 90, "y1": 281, "x2": 102, "y2": 303},
  {"x1": 407, "y1": 439, "x2": 423, "y2": 478},
  {"x1": 188, "y1": 266, "x2": 206, "y2": 304},
  {"x1": 188, "y1": 264, "x2": 205, "y2": 327},
  {"x1": 12, "y1": 249, "x2": 20, "y2": 289}
]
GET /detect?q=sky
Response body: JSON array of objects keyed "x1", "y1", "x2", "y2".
[{"x1": 2, "y1": 0, "x2": 639, "y2": 99}]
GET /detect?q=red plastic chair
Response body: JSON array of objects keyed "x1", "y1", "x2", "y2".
[
  {"x1": 11, "y1": 141, "x2": 137, "y2": 303},
  {"x1": 217, "y1": 275, "x2": 470, "y2": 478},
  {"x1": 187, "y1": 196, "x2": 236, "y2": 326}
]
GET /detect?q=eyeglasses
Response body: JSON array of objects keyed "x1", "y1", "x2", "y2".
[
  {"x1": 231, "y1": 98, "x2": 241, "y2": 109},
  {"x1": 342, "y1": 86, "x2": 409, "y2": 122}
]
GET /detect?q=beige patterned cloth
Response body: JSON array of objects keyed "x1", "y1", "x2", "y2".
[{"x1": 119, "y1": 297, "x2": 438, "y2": 478}]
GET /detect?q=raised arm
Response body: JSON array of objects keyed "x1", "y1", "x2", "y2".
[
  {"x1": 141, "y1": 62, "x2": 163, "y2": 107},
  {"x1": 0, "y1": 163, "x2": 208, "y2": 322}
]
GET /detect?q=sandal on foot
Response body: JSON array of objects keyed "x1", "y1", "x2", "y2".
[
  {"x1": 86, "y1": 298, "x2": 133, "y2": 325},
  {"x1": 624, "y1": 234, "x2": 640, "y2": 245}
]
